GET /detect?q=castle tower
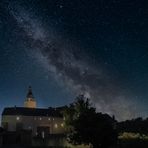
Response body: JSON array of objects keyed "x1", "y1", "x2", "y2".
[{"x1": 24, "y1": 86, "x2": 37, "y2": 108}]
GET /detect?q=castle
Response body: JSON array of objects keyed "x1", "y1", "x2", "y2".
[{"x1": 1, "y1": 86, "x2": 65, "y2": 137}]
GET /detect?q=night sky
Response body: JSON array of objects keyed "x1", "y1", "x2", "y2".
[{"x1": 0, "y1": 0, "x2": 148, "y2": 121}]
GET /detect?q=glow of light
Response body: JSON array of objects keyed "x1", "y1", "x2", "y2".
[
  {"x1": 61, "y1": 123, "x2": 64, "y2": 127},
  {"x1": 54, "y1": 123, "x2": 58, "y2": 128}
]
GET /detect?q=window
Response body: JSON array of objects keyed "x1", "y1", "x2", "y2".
[
  {"x1": 16, "y1": 123, "x2": 23, "y2": 131},
  {"x1": 16, "y1": 116, "x2": 20, "y2": 121},
  {"x1": 54, "y1": 123, "x2": 58, "y2": 128},
  {"x1": 48, "y1": 118, "x2": 50, "y2": 121},
  {"x1": 39, "y1": 117, "x2": 42, "y2": 120},
  {"x1": 61, "y1": 123, "x2": 64, "y2": 127}
]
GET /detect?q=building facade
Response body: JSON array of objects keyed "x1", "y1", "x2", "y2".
[{"x1": 1, "y1": 87, "x2": 65, "y2": 137}]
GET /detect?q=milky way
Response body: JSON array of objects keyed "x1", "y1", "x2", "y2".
[{"x1": 1, "y1": 0, "x2": 148, "y2": 121}]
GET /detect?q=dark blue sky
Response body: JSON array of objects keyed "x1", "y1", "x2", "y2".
[{"x1": 0, "y1": 0, "x2": 148, "y2": 120}]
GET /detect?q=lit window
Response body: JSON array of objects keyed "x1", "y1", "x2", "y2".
[
  {"x1": 53, "y1": 118, "x2": 54, "y2": 121},
  {"x1": 39, "y1": 117, "x2": 42, "y2": 120},
  {"x1": 48, "y1": 118, "x2": 50, "y2": 121},
  {"x1": 54, "y1": 123, "x2": 58, "y2": 128},
  {"x1": 16, "y1": 117, "x2": 20, "y2": 121},
  {"x1": 61, "y1": 123, "x2": 64, "y2": 127}
]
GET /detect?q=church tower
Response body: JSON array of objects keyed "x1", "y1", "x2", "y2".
[{"x1": 24, "y1": 86, "x2": 37, "y2": 108}]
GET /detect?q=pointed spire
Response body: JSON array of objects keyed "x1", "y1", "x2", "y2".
[
  {"x1": 24, "y1": 86, "x2": 37, "y2": 108},
  {"x1": 27, "y1": 86, "x2": 34, "y2": 99}
]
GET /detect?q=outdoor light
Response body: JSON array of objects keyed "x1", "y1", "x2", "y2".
[
  {"x1": 61, "y1": 123, "x2": 64, "y2": 127},
  {"x1": 54, "y1": 123, "x2": 58, "y2": 128},
  {"x1": 16, "y1": 116, "x2": 20, "y2": 121}
]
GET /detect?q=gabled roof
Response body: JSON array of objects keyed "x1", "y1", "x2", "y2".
[{"x1": 2, "y1": 107, "x2": 64, "y2": 117}]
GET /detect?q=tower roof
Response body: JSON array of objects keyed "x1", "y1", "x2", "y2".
[
  {"x1": 26, "y1": 86, "x2": 34, "y2": 99},
  {"x1": 24, "y1": 86, "x2": 36, "y2": 108}
]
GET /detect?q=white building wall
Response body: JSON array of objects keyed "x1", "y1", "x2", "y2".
[{"x1": 2, "y1": 115, "x2": 65, "y2": 135}]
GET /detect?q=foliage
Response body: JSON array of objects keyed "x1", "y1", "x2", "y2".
[
  {"x1": 63, "y1": 95, "x2": 117, "y2": 148},
  {"x1": 117, "y1": 117, "x2": 148, "y2": 134},
  {"x1": 119, "y1": 132, "x2": 148, "y2": 140}
]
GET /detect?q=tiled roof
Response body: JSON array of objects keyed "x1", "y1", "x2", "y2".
[{"x1": 2, "y1": 107, "x2": 64, "y2": 117}]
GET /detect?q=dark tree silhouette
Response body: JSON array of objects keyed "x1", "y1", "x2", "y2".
[
  {"x1": 63, "y1": 95, "x2": 117, "y2": 148},
  {"x1": 117, "y1": 117, "x2": 148, "y2": 134}
]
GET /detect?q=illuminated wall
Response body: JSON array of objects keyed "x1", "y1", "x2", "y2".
[
  {"x1": 2, "y1": 115, "x2": 65, "y2": 135},
  {"x1": 24, "y1": 99, "x2": 36, "y2": 108}
]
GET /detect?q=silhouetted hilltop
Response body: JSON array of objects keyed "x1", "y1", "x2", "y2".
[{"x1": 117, "y1": 117, "x2": 148, "y2": 134}]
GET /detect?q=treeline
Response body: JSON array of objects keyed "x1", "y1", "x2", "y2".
[{"x1": 117, "y1": 117, "x2": 148, "y2": 134}]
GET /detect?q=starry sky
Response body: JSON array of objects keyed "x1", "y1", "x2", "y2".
[{"x1": 0, "y1": 0, "x2": 148, "y2": 121}]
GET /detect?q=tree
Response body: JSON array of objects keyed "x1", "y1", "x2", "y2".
[{"x1": 63, "y1": 95, "x2": 117, "y2": 148}]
